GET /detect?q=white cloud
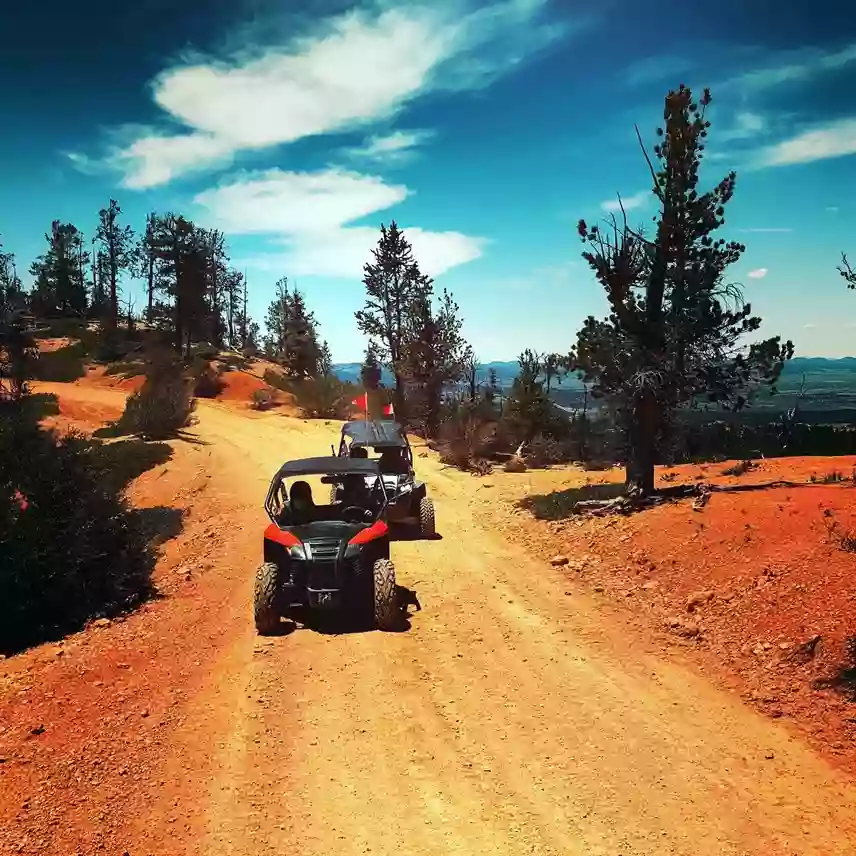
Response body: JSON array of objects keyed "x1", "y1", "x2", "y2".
[
  {"x1": 196, "y1": 167, "x2": 484, "y2": 278},
  {"x1": 343, "y1": 129, "x2": 435, "y2": 164},
  {"x1": 827, "y1": 205, "x2": 840, "y2": 213},
  {"x1": 747, "y1": 268, "x2": 768, "y2": 279},
  {"x1": 90, "y1": 0, "x2": 574, "y2": 188},
  {"x1": 278, "y1": 226, "x2": 485, "y2": 277},
  {"x1": 757, "y1": 118, "x2": 856, "y2": 168},
  {"x1": 720, "y1": 111, "x2": 766, "y2": 142},
  {"x1": 194, "y1": 168, "x2": 409, "y2": 234},
  {"x1": 600, "y1": 190, "x2": 648, "y2": 213}
]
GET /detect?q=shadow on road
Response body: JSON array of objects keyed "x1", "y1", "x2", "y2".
[
  {"x1": 280, "y1": 585, "x2": 421, "y2": 637},
  {"x1": 390, "y1": 525, "x2": 444, "y2": 543}
]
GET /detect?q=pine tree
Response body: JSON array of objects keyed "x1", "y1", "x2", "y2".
[
  {"x1": 148, "y1": 214, "x2": 209, "y2": 355},
  {"x1": 29, "y1": 221, "x2": 89, "y2": 317},
  {"x1": 572, "y1": 85, "x2": 793, "y2": 497},
  {"x1": 401, "y1": 289, "x2": 468, "y2": 436},
  {"x1": 317, "y1": 341, "x2": 333, "y2": 377},
  {"x1": 355, "y1": 221, "x2": 433, "y2": 417},
  {"x1": 95, "y1": 200, "x2": 134, "y2": 330},
  {"x1": 360, "y1": 342, "x2": 383, "y2": 390},
  {"x1": 501, "y1": 349, "x2": 552, "y2": 443},
  {"x1": 263, "y1": 278, "x2": 321, "y2": 376},
  {"x1": 0, "y1": 238, "x2": 23, "y2": 313}
]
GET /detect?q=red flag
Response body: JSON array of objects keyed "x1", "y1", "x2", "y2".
[
  {"x1": 382, "y1": 402, "x2": 394, "y2": 417},
  {"x1": 351, "y1": 392, "x2": 368, "y2": 412}
]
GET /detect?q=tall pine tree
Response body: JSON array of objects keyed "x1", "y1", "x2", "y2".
[
  {"x1": 29, "y1": 221, "x2": 89, "y2": 317},
  {"x1": 95, "y1": 200, "x2": 134, "y2": 330},
  {"x1": 572, "y1": 85, "x2": 792, "y2": 497},
  {"x1": 355, "y1": 221, "x2": 433, "y2": 417}
]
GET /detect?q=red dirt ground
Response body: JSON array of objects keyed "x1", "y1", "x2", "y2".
[
  {"x1": 7, "y1": 385, "x2": 856, "y2": 855},
  {"x1": 489, "y1": 455, "x2": 856, "y2": 774}
]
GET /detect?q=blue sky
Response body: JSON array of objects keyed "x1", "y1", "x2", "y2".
[{"x1": 2, "y1": 0, "x2": 856, "y2": 361}]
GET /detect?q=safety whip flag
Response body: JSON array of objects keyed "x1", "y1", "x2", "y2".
[
  {"x1": 382, "y1": 402, "x2": 394, "y2": 418},
  {"x1": 351, "y1": 391, "x2": 368, "y2": 412}
]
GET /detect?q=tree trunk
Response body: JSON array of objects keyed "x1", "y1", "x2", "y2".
[
  {"x1": 624, "y1": 393, "x2": 658, "y2": 497},
  {"x1": 108, "y1": 248, "x2": 118, "y2": 331},
  {"x1": 146, "y1": 255, "x2": 154, "y2": 324}
]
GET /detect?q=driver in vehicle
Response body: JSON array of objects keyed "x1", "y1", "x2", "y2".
[
  {"x1": 288, "y1": 480, "x2": 316, "y2": 524},
  {"x1": 379, "y1": 447, "x2": 407, "y2": 474},
  {"x1": 337, "y1": 473, "x2": 372, "y2": 511}
]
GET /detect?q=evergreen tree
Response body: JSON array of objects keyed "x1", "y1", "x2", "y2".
[
  {"x1": 401, "y1": 289, "x2": 468, "y2": 436},
  {"x1": 95, "y1": 200, "x2": 134, "y2": 330},
  {"x1": 29, "y1": 221, "x2": 89, "y2": 317},
  {"x1": 317, "y1": 340, "x2": 333, "y2": 377},
  {"x1": 360, "y1": 342, "x2": 383, "y2": 390},
  {"x1": 263, "y1": 278, "x2": 321, "y2": 376},
  {"x1": 355, "y1": 221, "x2": 433, "y2": 417},
  {"x1": 572, "y1": 85, "x2": 792, "y2": 497},
  {"x1": 501, "y1": 349, "x2": 552, "y2": 443},
  {"x1": 0, "y1": 238, "x2": 23, "y2": 313}
]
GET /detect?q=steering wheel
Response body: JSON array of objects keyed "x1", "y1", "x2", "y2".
[{"x1": 341, "y1": 505, "x2": 371, "y2": 523}]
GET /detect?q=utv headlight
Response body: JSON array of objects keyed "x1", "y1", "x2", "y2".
[{"x1": 287, "y1": 544, "x2": 307, "y2": 559}]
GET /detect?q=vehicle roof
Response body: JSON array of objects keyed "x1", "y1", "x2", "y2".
[
  {"x1": 341, "y1": 420, "x2": 407, "y2": 447},
  {"x1": 277, "y1": 456, "x2": 382, "y2": 477}
]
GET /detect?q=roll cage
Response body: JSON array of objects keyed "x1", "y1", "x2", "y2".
[{"x1": 265, "y1": 457, "x2": 389, "y2": 527}]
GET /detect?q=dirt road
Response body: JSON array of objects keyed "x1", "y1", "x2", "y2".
[{"x1": 5, "y1": 383, "x2": 856, "y2": 855}]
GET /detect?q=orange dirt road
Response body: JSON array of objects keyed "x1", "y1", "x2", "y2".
[{"x1": 5, "y1": 383, "x2": 856, "y2": 855}]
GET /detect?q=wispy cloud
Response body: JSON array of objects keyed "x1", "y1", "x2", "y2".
[
  {"x1": 756, "y1": 117, "x2": 856, "y2": 168},
  {"x1": 77, "y1": 0, "x2": 580, "y2": 189},
  {"x1": 600, "y1": 190, "x2": 648, "y2": 213},
  {"x1": 747, "y1": 268, "x2": 768, "y2": 279},
  {"x1": 623, "y1": 54, "x2": 693, "y2": 87},
  {"x1": 722, "y1": 41, "x2": 856, "y2": 92},
  {"x1": 342, "y1": 129, "x2": 436, "y2": 165},
  {"x1": 827, "y1": 205, "x2": 840, "y2": 213},
  {"x1": 736, "y1": 228, "x2": 793, "y2": 233},
  {"x1": 194, "y1": 168, "x2": 485, "y2": 278}
]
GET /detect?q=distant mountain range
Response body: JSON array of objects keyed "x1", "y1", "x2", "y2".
[{"x1": 332, "y1": 357, "x2": 856, "y2": 391}]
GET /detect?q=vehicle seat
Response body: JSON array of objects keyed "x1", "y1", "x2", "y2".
[{"x1": 349, "y1": 445, "x2": 368, "y2": 459}]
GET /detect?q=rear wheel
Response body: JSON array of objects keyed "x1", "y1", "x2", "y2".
[
  {"x1": 254, "y1": 561, "x2": 281, "y2": 635},
  {"x1": 372, "y1": 558, "x2": 398, "y2": 631},
  {"x1": 418, "y1": 495, "x2": 436, "y2": 538}
]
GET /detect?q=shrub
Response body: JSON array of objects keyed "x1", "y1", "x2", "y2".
[
  {"x1": 31, "y1": 341, "x2": 87, "y2": 382},
  {"x1": 291, "y1": 375, "x2": 355, "y2": 419},
  {"x1": 192, "y1": 361, "x2": 225, "y2": 398},
  {"x1": 436, "y1": 403, "x2": 497, "y2": 470},
  {"x1": 524, "y1": 433, "x2": 574, "y2": 468},
  {"x1": 117, "y1": 351, "x2": 195, "y2": 440},
  {"x1": 251, "y1": 388, "x2": 274, "y2": 410},
  {"x1": 0, "y1": 417, "x2": 155, "y2": 654}
]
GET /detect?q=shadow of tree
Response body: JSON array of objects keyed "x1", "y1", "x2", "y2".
[
  {"x1": 131, "y1": 506, "x2": 186, "y2": 547},
  {"x1": 88, "y1": 439, "x2": 173, "y2": 493},
  {"x1": 519, "y1": 478, "x2": 823, "y2": 521}
]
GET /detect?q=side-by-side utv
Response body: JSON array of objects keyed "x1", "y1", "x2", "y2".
[
  {"x1": 255, "y1": 456, "x2": 399, "y2": 635},
  {"x1": 333, "y1": 420, "x2": 435, "y2": 538}
]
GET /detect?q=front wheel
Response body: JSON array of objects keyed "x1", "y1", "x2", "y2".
[
  {"x1": 372, "y1": 558, "x2": 398, "y2": 631},
  {"x1": 418, "y1": 495, "x2": 436, "y2": 538},
  {"x1": 254, "y1": 561, "x2": 281, "y2": 635}
]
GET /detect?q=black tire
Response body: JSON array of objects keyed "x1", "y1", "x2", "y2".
[
  {"x1": 418, "y1": 495, "x2": 436, "y2": 538},
  {"x1": 329, "y1": 485, "x2": 340, "y2": 504},
  {"x1": 372, "y1": 558, "x2": 398, "y2": 631},
  {"x1": 254, "y1": 561, "x2": 281, "y2": 635}
]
